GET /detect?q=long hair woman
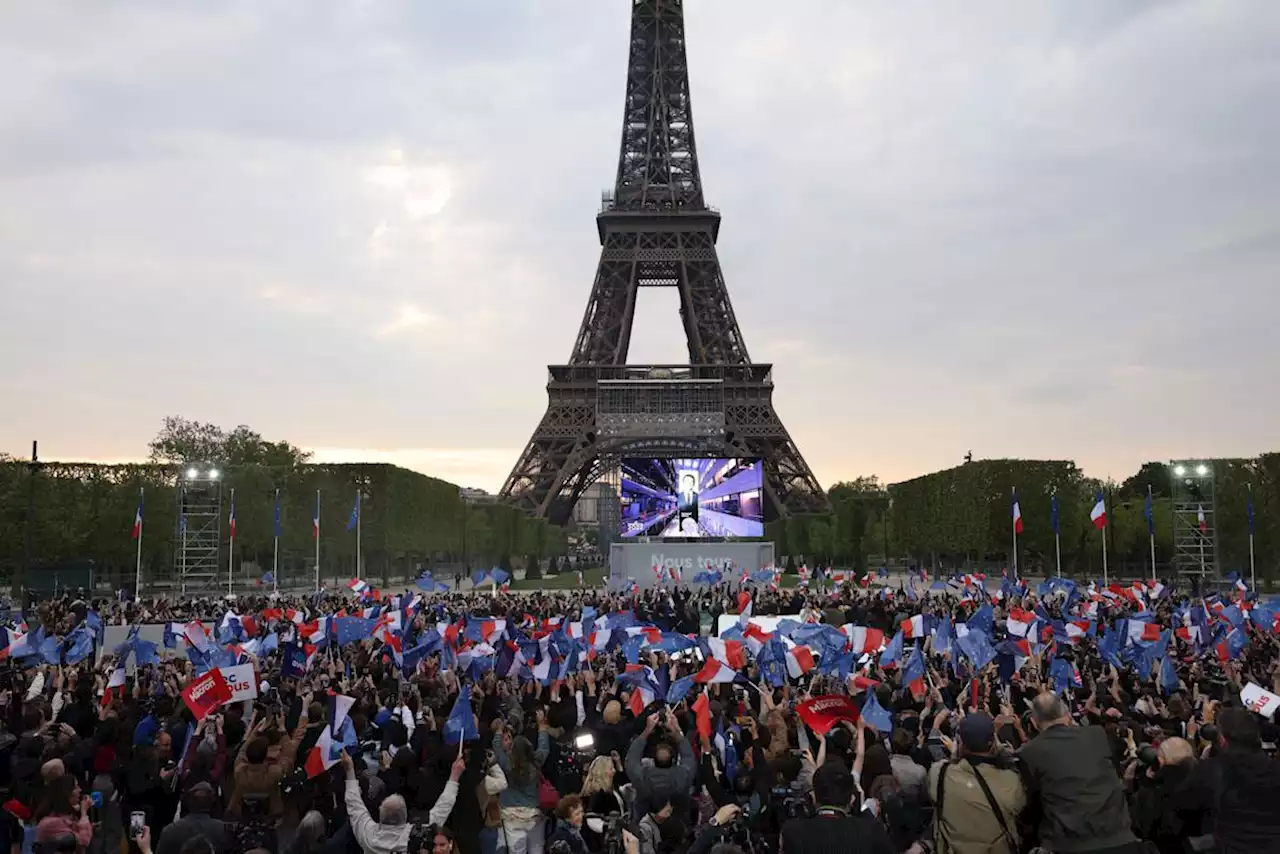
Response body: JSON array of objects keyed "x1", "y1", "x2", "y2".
[
  {"x1": 492, "y1": 713, "x2": 551, "y2": 854},
  {"x1": 34, "y1": 775, "x2": 93, "y2": 852}
]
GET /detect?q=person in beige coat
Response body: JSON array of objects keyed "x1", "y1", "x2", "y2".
[{"x1": 927, "y1": 713, "x2": 1026, "y2": 854}]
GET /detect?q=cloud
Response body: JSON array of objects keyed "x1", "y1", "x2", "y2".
[{"x1": 1, "y1": 0, "x2": 1278, "y2": 491}]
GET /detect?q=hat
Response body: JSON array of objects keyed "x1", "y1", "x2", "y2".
[{"x1": 957, "y1": 712, "x2": 996, "y2": 752}]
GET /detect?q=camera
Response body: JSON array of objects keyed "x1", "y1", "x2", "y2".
[{"x1": 1136, "y1": 744, "x2": 1160, "y2": 768}]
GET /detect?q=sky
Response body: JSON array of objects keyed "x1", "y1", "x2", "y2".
[{"x1": 1, "y1": 0, "x2": 1278, "y2": 493}]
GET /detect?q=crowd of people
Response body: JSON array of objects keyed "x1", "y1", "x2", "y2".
[{"x1": 3, "y1": 570, "x2": 1280, "y2": 854}]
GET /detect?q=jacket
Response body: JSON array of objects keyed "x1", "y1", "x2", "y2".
[
  {"x1": 1184, "y1": 747, "x2": 1280, "y2": 854},
  {"x1": 928, "y1": 758, "x2": 1026, "y2": 854},
  {"x1": 155, "y1": 812, "x2": 233, "y2": 854},
  {"x1": 35, "y1": 815, "x2": 92, "y2": 852},
  {"x1": 626, "y1": 733, "x2": 696, "y2": 817},
  {"x1": 344, "y1": 777, "x2": 459, "y2": 854},
  {"x1": 1017, "y1": 723, "x2": 1136, "y2": 853},
  {"x1": 492, "y1": 731, "x2": 550, "y2": 809},
  {"x1": 227, "y1": 722, "x2": 307, "y2": 820}
]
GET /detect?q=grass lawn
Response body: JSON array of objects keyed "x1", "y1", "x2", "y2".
[{"x1": 510, "y1": 566, "x2": 608, "y2": 590}]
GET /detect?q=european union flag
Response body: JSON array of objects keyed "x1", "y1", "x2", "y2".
[
  {"x1": 334, "y1": 617, "x2": 377, "y2": 647},
  {"x1": 860, "y1": 691, "x2": 894, "y2": 733},
  {"x1": 443, "y1": 688, "x2": 479, "y2": 744}
]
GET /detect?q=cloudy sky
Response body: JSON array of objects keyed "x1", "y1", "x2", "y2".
[{"x1": 2, "y1": 0, "x2": 1277, "y2": 492}]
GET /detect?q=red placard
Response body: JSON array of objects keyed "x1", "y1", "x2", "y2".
[
  {"x1": 181, "y1": 669, "x2": 233, "y2": 721},
  {"x1": 796, "y1": 695, "x2": 862, "y2": 735}
]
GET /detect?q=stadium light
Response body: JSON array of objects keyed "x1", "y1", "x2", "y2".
[
  {"x1": 209, "y1": 468, "x2": 220, "y2": 480},
  {"x1": 1173, "y1": 465, "x2": 1186, "y2": 476},
  {"x1": 1195, "y1": 464, "x2": 1208, "y2": 476},
  {"x1": 186, "y1": 467, "x2": 199, "y2": 479}
]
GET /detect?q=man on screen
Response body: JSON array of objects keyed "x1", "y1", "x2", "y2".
[{"x1": 677, "y1": 473, "x2": 699, "y2": 534}]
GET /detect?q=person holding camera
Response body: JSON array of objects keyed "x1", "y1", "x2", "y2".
[
  {"x1": 1018, "y1": 693, "x2": 1139, "y2": 854},
  {"x1": 227, "y1": 696, "x2": 311, "y2": 821},
  {"x1": 778, "y1": 761, "x2": 895, "y2": 854},
  {"x1": 625, "y1": 711, "x2": 696, "y2": 821},
  {"x1": 1181, "y1": 707, "x2": 1280, "y2": 854},
  {"x1": 925, "y1": 712, "x2": 1026, "y2": 854},
  {"x1": 1126, "y1": 737, "x2": 1207, "y2": 854}
]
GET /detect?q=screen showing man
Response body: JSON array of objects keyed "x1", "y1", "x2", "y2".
[{"x1": 619, "y1": 458, "x2": 764, "y2": 539}]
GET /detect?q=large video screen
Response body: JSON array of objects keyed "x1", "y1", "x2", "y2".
[{"x1": 619, "y1": 458, "x2": 765, "y2": 539}]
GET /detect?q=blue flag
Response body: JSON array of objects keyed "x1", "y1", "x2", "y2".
[
  {"x1": 273, "y1": 491, "x2": 283, "y2": 538},
  {"x1": 1143, "y1": 490, "x2": 1154, "y2": 536},
  {"x1": 860, "y1": 691, "x2": 894, "y2": 733},
  {"x1": 346, "y1": 494, "x2": 360, "y2": 531},
  {"x1": 334, "y1": 617, "x2": 377, "y2": 646},
  {"x1": 63, "y1": 628, "x2": 95, "y2": 665},
  {"x1": 443, "y1": 688, "x2": 479, "y2": 744}
]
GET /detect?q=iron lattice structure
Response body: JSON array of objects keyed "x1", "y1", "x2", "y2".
[
  {"x1": 500, "y1": 0, "x2": 827, "y2": 525},
  {"x1": 176, "y1": 475, "x2": 223, "y2": 596},
  {"x1": 1170, "y1": 460, "x2": 1216, "y2": 582}
]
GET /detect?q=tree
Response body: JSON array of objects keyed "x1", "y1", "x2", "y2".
[
  {"x1": 148, "y1": 417, "x2": 311, "y2": 467},
  {"x1": 1119, "y1": 462, "x2": 1173, "y2": 500}
]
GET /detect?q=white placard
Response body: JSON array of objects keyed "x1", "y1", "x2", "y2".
[
  {"x1": 1241, "y1": 683, "x2": 1280, "y2": 719},
  {"x1": 217, "y1": 663, "x2": 259, "y2": 702}
]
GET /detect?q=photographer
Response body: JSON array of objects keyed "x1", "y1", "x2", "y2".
[
  {"x1": 1018, "y1": 692, "x2": 1139, "y2": 854},
  {"x1": 1182, "y1": 707, "x2": 1280, "y2": 854},
  {"x1": 1127, "y1": 737, "x2": 1206, "y2": 854},
  {"x1": 227, "y1": 696, "x2": 311, "y2": 821},
  {"x1": 778, "y1": 762, "x2": 895, "y2": 854},
  {"x1": 926, "y1": 712, "x2": 1025, "y2": 854},
  {"x1": 626, "y1": 711, "x2": 696, "y2": 820}
]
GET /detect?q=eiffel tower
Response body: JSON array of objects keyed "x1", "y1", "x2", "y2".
[{"x1": 499, "y1": 0, "x2": 828, "y2": 526}]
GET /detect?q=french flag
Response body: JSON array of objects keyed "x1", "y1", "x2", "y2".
[
  {"x1": 312, "y1": 493, "x2": 321, "y2": 540},
  {"x1": 900, "y1": 614, "x2": 927, "y2": 639},
  {"x1": 102, "y1": 664, "x2": 127, "y2": 707},
  {"x1": 704, "y1": 637, "x2": 748, "y2": 671},
  {"x1": 737, "y1": 592, "x2": 753, "y2": 622},
  {"x1": 304, "y1": 727, "x2": 340, "y2": 778},
  {"x1": 1065, "y1": 620, "x2": 1093, "y2": 642},
  {"x1": 842, "y1": 625, "x2": 885, "y2": 654},
  {"x1": 228, "y1": 491, "x2": 237, "y2": 539},
  {"x1": 692, "y1": 657, "x2": 740, "y2": 684},
  {"x1": 1006, "y1": 609, "x2": 1034, "y2": 637},
  {"x1": 130, "y1": 492, "x2": 144, "y2": 540},
  {"x1": 347, "y1": 579, "x2": 369, "y2": 595},
  {"x1": 1090, "y1": 492, "x2": 1107, "y2": 529},
  {"x1": 1012, "y1": 490, "x2": 1024, "y2": 534},
  {"x1": 742, "y1": 622, "x2": 772, "y2": 655},
  {"x1": 785, "y1": 646, "x2": 816, "y2": 679},
  {"x1": 1126, "y1": 621, "x2": 1162, "y2": 644},
  {"x1": 1197, "y1": 505, "x2": 1208, "y2": 533}
]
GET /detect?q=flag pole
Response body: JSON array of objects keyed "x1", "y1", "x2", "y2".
[
  {"x1": 227, "y1": 487, "x2": 235, "y2": 597},
  {"x1": 314, "y1": 489, "x2": 321, "y2": 594},
  {"x1": 1101, "y1": 516, "x2": 1109, "y2": 586},
  {"x1": 1010, "y1": 487, "x2": 1019, "y2": 582},
  {"x1": 1148, "y1": 484, "x2": 1157, "y2": 584},
  {"x1": 1248, "y1": 483, "x2": 1256, "y2": 591},
  {"x1": 134, "y1": 487, "x2": 144, "y2": 596},
  {"x1": 273, "y1": 487, "x2": 280, "y2": 595},
  {"x1": 1052, "y1": 489, "x2": 1061, "y2": 578},
  {"x1": 355, "y1": 491, "x2": 362, "y2": 578}
]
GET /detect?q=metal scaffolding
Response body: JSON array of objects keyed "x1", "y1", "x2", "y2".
[
  {"x1": 1170, "y1": 460, "x2": 1215, "y2": 583},
  {"x1": 176, "y1": 467, "x2": 223, "y2": 597}
]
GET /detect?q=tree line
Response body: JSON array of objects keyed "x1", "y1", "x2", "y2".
[
  {"x1": 767, "y1": 455, "x2": 1280, "y2": 583},
  {"x1": 0, "y1": 418, "x2": 567, "y2": 592}
]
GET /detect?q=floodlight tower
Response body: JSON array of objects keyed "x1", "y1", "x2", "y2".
[
  {"x1": 1169, "y1": 460, "x2": 1215, "y2": 584},
  {"x1": 176, "y1": 465, "x2": 224, "y2": 596}
]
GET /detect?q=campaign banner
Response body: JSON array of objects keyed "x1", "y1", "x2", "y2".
[
  {"x1": 796, "y1": 694, "x2": 862, "y2": 735},
  {"x1": 181, "y1": 669, "x2": 232, "y2": 721},
  {"x1": 1241, "y1": 683, "x2": 1280, "y2": 719},
  {"x1": 217, "y1": 663, "x2": 259, "y2": 703}
]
